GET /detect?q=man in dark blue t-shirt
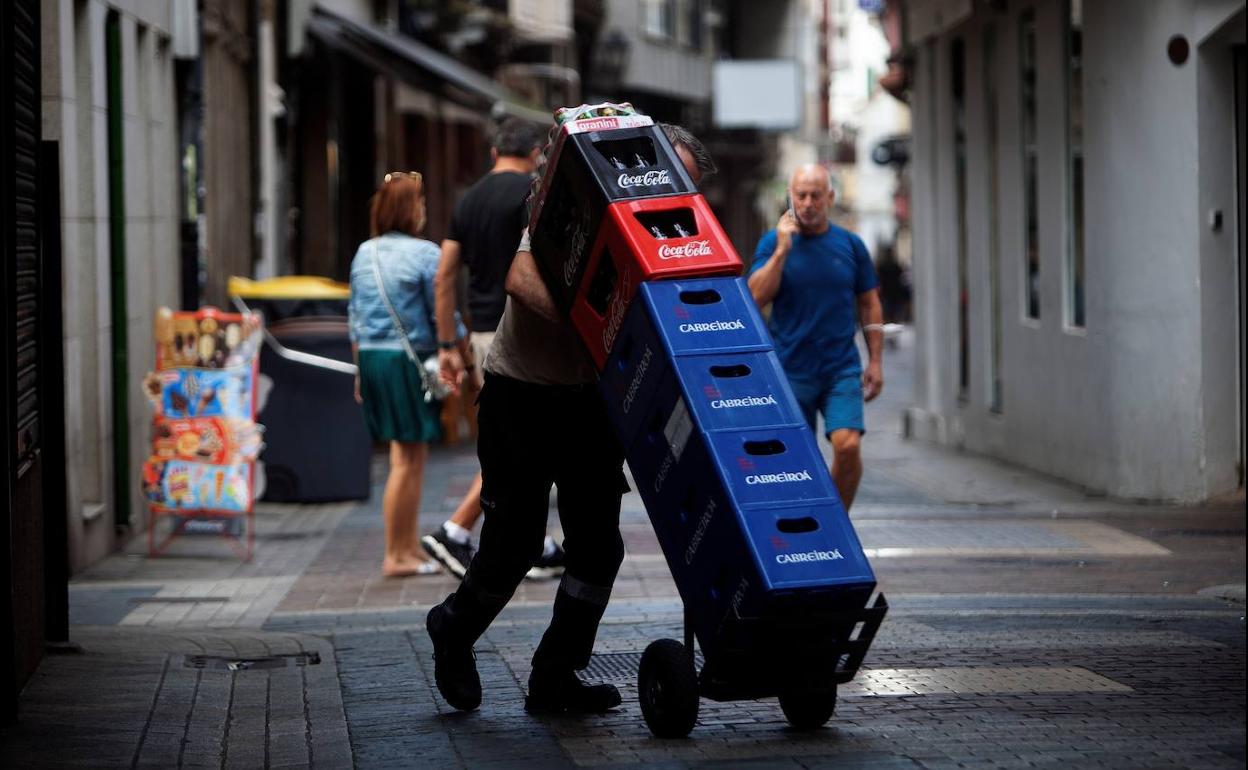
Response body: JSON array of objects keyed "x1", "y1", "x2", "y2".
[{"x1": 747, "y1": 164, "x2": 884, "y2": 511}]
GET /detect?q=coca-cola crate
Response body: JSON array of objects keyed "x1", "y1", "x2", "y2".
[
  {"x1": 570, "y1": 194, "x2": 743, "y2": 369},
  {"x1": 528, "y1": 125, "x2": 697, "y2": 314},
  {"x1": 528, "y1": 113, "x2": 656, "y2": 234}
]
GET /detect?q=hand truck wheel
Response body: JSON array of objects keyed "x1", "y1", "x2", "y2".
[
  {"x1": 778, "y1": 683, "x2": 838, "y2": 730},
  {"x1": 638, "y1": 638, "x2": 699, "y2": 738}
]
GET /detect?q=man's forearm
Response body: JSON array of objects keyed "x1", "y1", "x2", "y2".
[
  {"x1": 864, "y1": 328, "x2": 883, "y2": 364},
  {"x1": 747, "y1": 251, "x2": 787, "y2": 307},
  {"x1": 434, "y1": 240, "x2": 461, "y2": 343},
  {"x1": 505, "y1": 250, "x2": 560, "y2": 322},
  {"x1": 859, "y1": 292, "x2": 884, "y2": 364}
]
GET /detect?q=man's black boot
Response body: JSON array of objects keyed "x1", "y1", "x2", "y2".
[
  {"x1": 525, "y1": 668, "x2": 621, "y2": 714},
  {"x1": 426, "y1": 602, "x2": 482, "y2": 711}
]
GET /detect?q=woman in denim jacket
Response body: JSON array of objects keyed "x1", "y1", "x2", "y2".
[{"x1": 349, "y1": 172, "x2": 461, "y2": 577}]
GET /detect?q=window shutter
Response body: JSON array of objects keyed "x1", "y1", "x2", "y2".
[{"x1": 7, "y1": 0, "x2": 41, "y2": 477}]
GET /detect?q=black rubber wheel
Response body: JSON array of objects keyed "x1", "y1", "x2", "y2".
[
  {"x1": 638, "y1": 639, "x2": 699, "y2": 738},
  {"x1": 778, "y1": 684, "x2": 837, "y2": 730}
]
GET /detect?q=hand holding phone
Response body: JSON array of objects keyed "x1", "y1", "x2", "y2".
[{"x1": 776, "y1": 197, "x2": 800, "y2": 252}]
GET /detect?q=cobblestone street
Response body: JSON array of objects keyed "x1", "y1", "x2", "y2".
[{"x1": 3, "y1": 341, "x2": 1244, "y2": 768}]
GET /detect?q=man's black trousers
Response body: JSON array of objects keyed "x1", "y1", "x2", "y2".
[{"x1": 434, "y1": 372, "x2": 627, "y2": 672}]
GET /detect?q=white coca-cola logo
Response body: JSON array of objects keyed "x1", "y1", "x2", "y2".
[
  {"x1": 617, "y1": 169, "x2": 671, "y2": 188},
  {"x1": 657, "y1": 240, "x2": 712, "y2": 260}
]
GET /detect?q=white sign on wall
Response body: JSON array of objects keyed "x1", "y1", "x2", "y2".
[
  {"x1": 510, "y1": 0, "x2": 573, "y2": 42},
  {"x1": 713, "y1": 59, "x2": 802, "y2": 130}
]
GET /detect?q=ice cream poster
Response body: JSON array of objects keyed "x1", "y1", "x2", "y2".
[
  {"x1": 153, "y1": 366, "x2": 255, "y2": 419},
  {"x1": 144, "y1": 459, "x2": 252, "y2": 513},
  {"x1": 150, "y1": 417, "x2": 263, "y2": 466}
]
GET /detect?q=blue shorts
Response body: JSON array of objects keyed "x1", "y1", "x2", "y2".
[{"x1": 788, "y1": 372, "x2": 865, "y2": 438}]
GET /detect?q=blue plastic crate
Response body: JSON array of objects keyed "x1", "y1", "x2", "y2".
[
  {"x1": 638, "y1": 276, "x2": 772, "y2": 357},
  {"x1": 600, "y1": 279, "x2": 781, "y2": 450},
  {"x1": 704, "y1": 428, "x2": 837, "y2": 507},
  {"x1": 736, "y1": 499, "x2": 876, "y2": 596},
  {"x1": 628, "y1": 392, "x2": 837, "y2": 512},
  {"x1": 672, "y1": 351, "x2": 806, "y2": 433}
]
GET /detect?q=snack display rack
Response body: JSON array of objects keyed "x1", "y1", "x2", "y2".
[{"x1": 142, "y1": 306, "x2": 264, "y2": 559}]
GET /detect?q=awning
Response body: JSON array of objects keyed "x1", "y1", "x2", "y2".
[{"x1": 306, "y1": 10, "x2": 553, "y2": 125}]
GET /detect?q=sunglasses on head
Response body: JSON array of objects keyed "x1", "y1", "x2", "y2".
[{"x1": 383, "y1": 171, "x2": 422, "y2": 184}]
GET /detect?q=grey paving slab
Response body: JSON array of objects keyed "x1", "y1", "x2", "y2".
[{"x1": 0, "y1": 627, "x2": 348, "y2": 769}]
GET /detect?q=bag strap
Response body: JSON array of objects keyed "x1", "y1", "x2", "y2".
[{"x1": 369, "y1": 241, "x2": 441, "y2": 401}]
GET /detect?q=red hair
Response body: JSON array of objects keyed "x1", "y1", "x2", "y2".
[{"x1": 369, "y1": 174, "x2": 426, "y2": 237}]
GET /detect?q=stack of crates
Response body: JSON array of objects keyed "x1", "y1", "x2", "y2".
[{"x1": 529, "y1": 109, "x2": 876, "y2": 662}]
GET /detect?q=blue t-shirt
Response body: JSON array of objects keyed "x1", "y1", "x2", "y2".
[{"x1": 748, "y1": 223, "x2": 878, "y2": 381}]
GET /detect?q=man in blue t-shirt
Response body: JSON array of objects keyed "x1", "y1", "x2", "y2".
[{"x1": 747, "y1": 164, "x2": 884, "y2": 511}]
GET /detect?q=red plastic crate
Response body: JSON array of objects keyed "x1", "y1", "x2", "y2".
[{"x1": 570, "y1": 194, "x2": 743, "y2": 370}]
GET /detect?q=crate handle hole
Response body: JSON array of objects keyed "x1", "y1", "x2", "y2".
[
  {"x1": 709, "y1": 364, "x2": 751, "y2": 378},
  {"x1": 584, "y1": 247, "x2": 618, "y2": 317},
  {"x1": 776, "y1": 516, "x2": 818, "y2": 534},
  {"x1": 613, "y1": 337, "x2": 634, "y2": 371},
  {"x1": 634, "y1": 208, "x2": 698, "y2": 239},
  {"x1": 743, "y1": 439, "x2": 785, "y2": 455},
  {"x1": 678, "y1": 289, "x2": 721, "y2": 305},
  {"x1": 593, "y1": 136, "x2": 658, "y2": 168},
  {"x1": 678, "y1": 489, "x2": 697, "y2": 524}
]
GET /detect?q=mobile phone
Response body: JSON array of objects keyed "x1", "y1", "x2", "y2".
[{"x1": 783, "y1": 194, "x2": 792, "y2": 218}]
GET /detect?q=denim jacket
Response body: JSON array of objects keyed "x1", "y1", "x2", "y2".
[{"x1": 348, "y1": 233, "x2": 463, "y2": 355}]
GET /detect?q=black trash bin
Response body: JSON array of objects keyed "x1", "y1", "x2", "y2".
[{"x1": 230, "y1": 276, "x2": 371, "y2": 502}]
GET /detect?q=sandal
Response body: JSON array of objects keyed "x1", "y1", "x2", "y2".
[{"x1": 383, "y1": 559, "x2": 444, "y2": 578}]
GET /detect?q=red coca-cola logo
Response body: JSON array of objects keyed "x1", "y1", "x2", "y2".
[{"x1": 657, "y1": 240, "x2": 712, "y2": 260}]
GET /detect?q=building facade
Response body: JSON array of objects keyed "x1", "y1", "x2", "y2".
[
  {"x1": 899, "y1": 0, "x2": 1245, "y2": 502},
  {"x1": 41, "y1": 0, "x2": 181, "y2": 570},
  {"x1": 286, "y1": 0, "x2": 565, "y2": 280}
]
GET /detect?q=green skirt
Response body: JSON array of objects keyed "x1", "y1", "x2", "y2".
[{"x1": 357, "y1": 348, "x2": 443, "y2": 443}]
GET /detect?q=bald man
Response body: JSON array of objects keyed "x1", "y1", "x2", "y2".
[{"x1": 747, "y1": 164, "x2": 884, "y2": 512}]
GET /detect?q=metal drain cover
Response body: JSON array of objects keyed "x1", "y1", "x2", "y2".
[
  {"x1": 183, "y1": 651, "x2": 321, "y2": 671},
  {"x1": 583, "y1": 650, "x2": 704, "y2": 682}
]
